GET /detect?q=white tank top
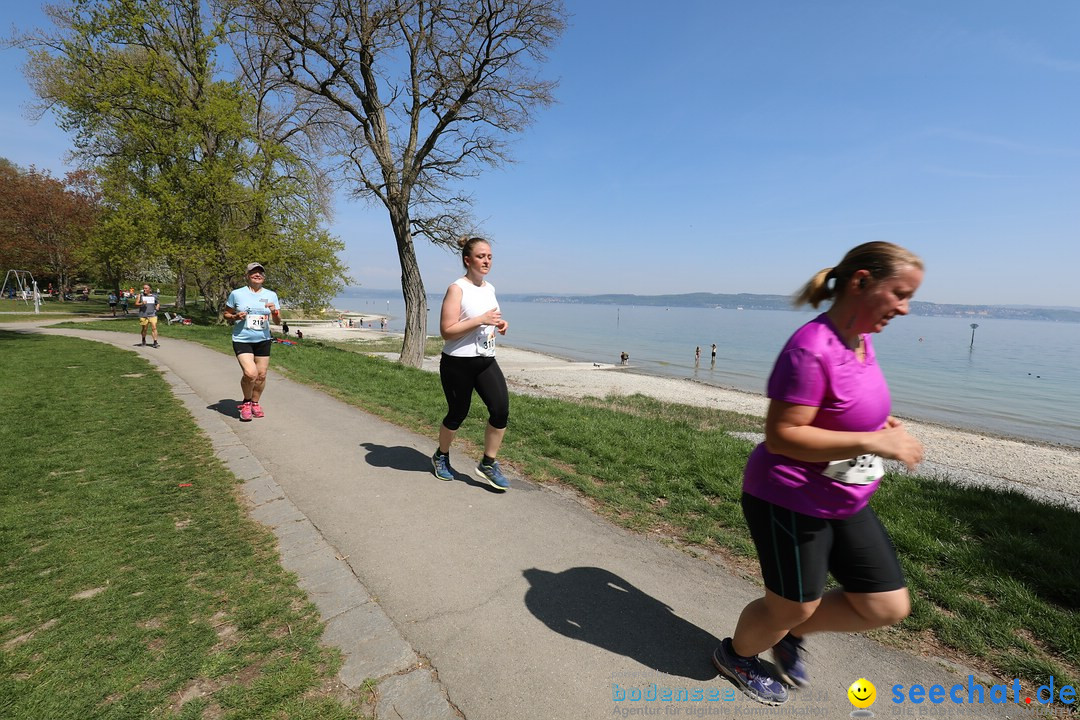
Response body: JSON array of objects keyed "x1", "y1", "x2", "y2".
[{"x1": 442, "y1": 278, "x2": 499, "y2": 357}]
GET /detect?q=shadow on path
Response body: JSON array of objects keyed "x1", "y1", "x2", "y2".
[
  {"x1": 523, "y1": 566, "x2": 721, "y2": 681},
  {"x1": 207, "y1": 399, "x2": 242, "y2": 419},
  {"x1": 359, "y1": 443, "x2": 499, "y2": 492},
  {"x1": 360, "y1": 443, "x2": 431, "y2": 472}
]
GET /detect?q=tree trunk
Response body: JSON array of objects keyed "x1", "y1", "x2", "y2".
[
  {"x1": 175, "y1": 263, "x2": 187, "y2": 310},
  {"x1": 390, "y1": 203, "x2": 428, "y2": 367}
]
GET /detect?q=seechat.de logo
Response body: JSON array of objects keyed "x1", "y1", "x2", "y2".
[{"x1": 891, "y1": 675, "x2": 1077, "y2": 707}]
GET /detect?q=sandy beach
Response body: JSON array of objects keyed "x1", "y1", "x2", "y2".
[{"x1": 295, "y1": 322, "x2": 1080, "y2": 510}]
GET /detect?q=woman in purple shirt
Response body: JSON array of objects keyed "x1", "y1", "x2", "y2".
[{"x1": 713, "y1": 242, "x2": 925, "y2": 706}]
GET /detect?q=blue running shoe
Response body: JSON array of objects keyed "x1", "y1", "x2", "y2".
[
  {"x1": 712, "y1": 638, "x2": 788, "y2": 706},
  {"x1": 772, "y1": 633, "x2": 810, "y2": 688},
  {"x1": 432, "y1": 451, "x2": 455, "y2": 481},
  {"x1": 475, "y1": 460, "x2": 510, "y2": 491}
]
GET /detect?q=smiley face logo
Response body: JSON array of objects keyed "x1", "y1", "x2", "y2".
[{"x1": 848, "y1": 678, "x2": 877, "y2": 709}]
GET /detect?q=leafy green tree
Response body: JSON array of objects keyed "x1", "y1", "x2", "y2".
[
  {"x1": 18, "y1": 0, "x2": 348, "y2": 313},
  {"x1": 84, "y1": 164, "x2": 158, "y2": 298},
  {"x1": 231, "y1": 0, "x2": 566, "y2": 365}
]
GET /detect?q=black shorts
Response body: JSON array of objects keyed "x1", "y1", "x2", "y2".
[
  {"x1": 741, "y1": 492, "x2": 906, "y2": 603},
  {"x1": 233, "y1": 340, "x2": 272, "y2": 357},
  {"x1": 439, "y1": 353, "x2": 509, "y2": 431}
]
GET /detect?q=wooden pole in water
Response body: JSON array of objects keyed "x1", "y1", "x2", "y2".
[{"x1": 969, "y1": 323, "x2": 979, "y2": 348}]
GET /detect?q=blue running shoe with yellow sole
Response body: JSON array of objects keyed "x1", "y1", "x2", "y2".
[
  {"x1": 432, "y1": 451, "x2": 455, "y2": 481},
  {"x1": 475, "y1": 460, "x2": 509, "y2": 491}
]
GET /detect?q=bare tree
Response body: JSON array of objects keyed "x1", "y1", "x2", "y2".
[{"x1": 231, "y1": 0, "x2": 566, "y2": 366}]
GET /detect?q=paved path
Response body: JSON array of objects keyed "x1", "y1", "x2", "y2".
[{"x1": 9, "y1": 324, "x2": 1020, "y2": 719}]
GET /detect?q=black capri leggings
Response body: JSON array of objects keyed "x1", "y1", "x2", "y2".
[{"x1": 439, "y1": 353, "x2": 509, "y2": 431}]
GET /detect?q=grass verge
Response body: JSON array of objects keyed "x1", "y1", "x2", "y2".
[
  {"x1": 0, "y1": 330, "x2": 363, "y2": 719},
  {"x1": 0, "y1": 297, "x2": 113, "y2": 317},
  {"x1": 43, "y1": 320, "x2": 1080, "y2": 690}
]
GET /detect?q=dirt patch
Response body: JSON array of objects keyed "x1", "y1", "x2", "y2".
[
  {"x1": 136, "y1": 678, "x2": 161, "y2": 693},
  {"x1": 303, "y1": 675, "x2": 369, "y2": 715},
  {"x1": 211, "y1": 621, "x2": 240, "y2": 652},
  {"x1": 168, "y1": 677, "x2": 220, "y2": 714},
  {"x1": 201, "y1": 701, "x2": 225, "y2": 719},
  {"x1": 224, "y1": 658, "x2": 269, "y2": 690},
  {"x1": 2, "y1": 618, "x2": 58, "y2": 651},
  {"x1": 70, "y1": 586, "x2": 108, "y2": 600}
]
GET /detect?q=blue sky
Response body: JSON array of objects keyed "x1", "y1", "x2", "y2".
[{"x1": 3, "y1": 1, "x2": 1078, "y2": 307}]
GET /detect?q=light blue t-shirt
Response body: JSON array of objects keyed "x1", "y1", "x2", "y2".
[{"x1": 227, "y1": 286, "x2": 280, "y2": 343}]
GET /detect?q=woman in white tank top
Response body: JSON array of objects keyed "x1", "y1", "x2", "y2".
[{"x1": 430, "y1": 237, "x2": 512, "y2": 491}]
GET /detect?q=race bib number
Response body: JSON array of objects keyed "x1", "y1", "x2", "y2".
[
  {"x1": 476, "y1": 325, "x2": 496, "y2": 356},
  {"x1": 245, "y1": 313, "x2": 268, "y2": 331},
  {"x1": 823, "y1": 454, "x2": 884, "y2": 486}
]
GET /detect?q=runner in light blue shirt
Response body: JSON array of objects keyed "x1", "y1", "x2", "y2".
[{"x1": 223, "y1": 262, "x2": 282, "y2": 421}]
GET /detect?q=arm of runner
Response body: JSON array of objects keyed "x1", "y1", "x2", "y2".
[
  {"x1": 266, "y1": 300, "x2": 281, "y2": 324},
  {"x1": 764, "y1": 400, "x2": 924, "y2": 470},
  {"x1": 223, "y1": 305, "x2": 247, "y2": 323}
]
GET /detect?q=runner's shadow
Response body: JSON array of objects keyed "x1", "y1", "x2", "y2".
[
  {"x1": 359, "y1": 443, "x2": 496, "y2": 491},
  {"x1": 359, "y1": 443, "x2": 431, "y2": 472},
  {"x1": 523, "y1": 566, "x2": 720, "y2": 680},
  {"x1": 207, "y1": 399, "x2": 243, "y2": 418}
]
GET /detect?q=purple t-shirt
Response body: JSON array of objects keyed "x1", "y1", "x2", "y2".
[{"x1": 743, "y1": 313, "x2": 891, "y2": 519}]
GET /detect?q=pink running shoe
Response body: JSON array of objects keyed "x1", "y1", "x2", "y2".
[
  {"x1": 239, "y1": 401, "x2": 253, "y2": 422},
  {"x1": 250, "y1": 402, "x2": 265, "y2": 419}
]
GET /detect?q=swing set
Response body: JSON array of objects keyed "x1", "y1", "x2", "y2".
[{"x1": 1, "y1": 270, "x2": 42, "y2": 313}]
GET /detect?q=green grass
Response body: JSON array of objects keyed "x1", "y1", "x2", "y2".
[
  {"x1": 0, "y1": 296, "x2": 114, "y2": 317},
  {"x1": 0, "y1": 331, "x2": 364, "y2": 720},
  {"x1": 324, "y1": 334, "x2": 445, "y2": 356},
  {"x1": 0, "y1": 296, "x2": 218, "y2": 321},
  {"x1": 38, "y1": 321, "x2": 1080, "y2": 691}
]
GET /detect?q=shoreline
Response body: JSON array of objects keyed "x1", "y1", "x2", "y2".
[{"x1": 293, "y1": 324, "x2": 1080, "y2": 509}]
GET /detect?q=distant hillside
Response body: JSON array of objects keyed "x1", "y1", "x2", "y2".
[{"x1": 504, "y1": 292, "x2": 1080, "y2": 323}]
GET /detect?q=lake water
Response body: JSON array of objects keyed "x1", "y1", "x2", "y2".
[{"x1": 334, "y1": 291, "x2": 1080, "y2": 448}]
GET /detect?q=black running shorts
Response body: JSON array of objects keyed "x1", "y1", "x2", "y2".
[
  {"x1": 741, "y1": 492, "x2": 906, "y2": 603},
  {"x1": 233, "y1": 340, "x2": 272, "y2": 357}
]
